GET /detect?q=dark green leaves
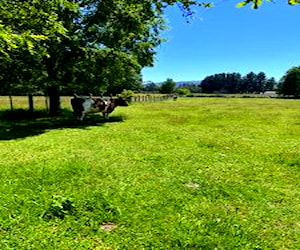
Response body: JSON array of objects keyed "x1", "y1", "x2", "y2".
[
  {"x1": 236, "y1": 0, "x2": 263, "y2": 9},
  {"x1": 288, "y1": 0, "x2": 300, "y2": 4},
  {"x1": 237, "y1": 0, "x2": 300, "y2": 8}
]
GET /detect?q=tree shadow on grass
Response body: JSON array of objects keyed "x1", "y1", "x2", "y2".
[{"x1": 0, "y1": 109, "x2": 125, "y2": 141}]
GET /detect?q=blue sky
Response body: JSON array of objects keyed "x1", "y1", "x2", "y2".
[{"x1": 142, "y1": 1, "x2": 300, "y2": 83}]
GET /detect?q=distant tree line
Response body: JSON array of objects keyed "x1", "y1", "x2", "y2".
[
  {"x1": 142, "y1": 72, "x2": 277, "y2": 95},
  {"x1": 141, "y1": 67, "x2": 300, "y2": 98},
  {"x1": 201, "y1": 72, "x2": 276, "y2": 94}
]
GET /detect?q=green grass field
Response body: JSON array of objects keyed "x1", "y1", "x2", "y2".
[{"x1": 0, "y1": 97, "x2": 300, "y2": 249}]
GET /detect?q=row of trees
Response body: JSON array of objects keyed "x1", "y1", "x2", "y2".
[
  {"x1": 142, "y1": 71, "x2": 276, "y2": 95},
  {"x1": 201, "y1": 72, "x2": 276, "y2": 94},
  {"x1": 143, "y1": 67, "x2": 300, "y2": 97},
  {"x1": 200, "y1": 67, "x2": 300, "y2": 97},
  {"x1": 142, "y1": 79, "x2": 201, "y2": 94}
]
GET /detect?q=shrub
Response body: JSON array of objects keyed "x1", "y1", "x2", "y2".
[
  {"x1": 120, "y1": 89, "x2": 135, "y2": 101},
  {"x1": 175, "y1": 87, "x2": 191, "y2": 96}
]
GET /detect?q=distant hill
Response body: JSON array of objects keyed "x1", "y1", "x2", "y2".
[
  {"x1": 175, "y1": 80, "x2": 201, "y2": 86},
  {"x1": 144, "y1": 80, "x2": 201, "y2": 86}
]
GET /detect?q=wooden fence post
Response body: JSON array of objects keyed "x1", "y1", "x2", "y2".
[
  {"x1": 28, "y1": 94, "x2": 34, "y2": 115},
  {"x1": 45, "y1": 95, "x2": 49, "y2": 112},
  {"x1": 9, "y1": 95, "x2": 13, "y2": 111}
]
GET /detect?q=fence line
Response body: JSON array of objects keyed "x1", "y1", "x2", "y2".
[
  {"x1": 130, "y1": 94, "x2": 175, "y2": 103},
  {"x1": 101, "y1": 94, "x2": 174, "y2": 103},
  {"x1": 0, "y1": 94, "x2": 176, "y2": 111}
]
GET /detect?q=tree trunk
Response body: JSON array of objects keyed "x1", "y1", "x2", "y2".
[
  {"x1": 47, "y1": 86, "x2": 60, "y2": 116},
  {"x1": 45, "y1": 95, "x2": 49, "y2": 112},
  {"x1": 28, "y1": 94, "x2": 34, "y2": 115},
  {"x1": 9, "y1": 95, "x2": 13, "y2": 111},
  {"x1": 44, "y1": 52, "x2": 61, "y2": 116}
]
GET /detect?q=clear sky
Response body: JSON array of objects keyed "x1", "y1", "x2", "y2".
[{"x1": 142, "y1": 1, "x2": 300, "y2": 83}]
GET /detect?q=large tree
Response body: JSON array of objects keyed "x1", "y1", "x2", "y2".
[
  {"x1": 278, "y1": 66, "x2": 300, "y2": 97},
  {"x1": 0, "y1": 0, "x2": 174, "y2": 114},
  {"x1": 0, "y1": 0, "x2": 77, "y2": 115},
  {"x1": 265, "y1": 77, "x2": 277, "y2": 91},
  {"x1": 160, "y1": 78, "x2": 176, "y2": 94},
  {"x1": 243, "y1": 72, "x2": 258, "y2": 93},
  {"x1": 256, "y1": 72, "x2": 267, "y2": 93},
  {"x1": 201, "y1": 73, "x2": 243, "y2": 93}
]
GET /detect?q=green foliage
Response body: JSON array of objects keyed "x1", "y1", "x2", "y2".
[
  {"x1": 278, "y1": 66, "x2": 300, "y2": 97},
  {"x1": 236, "y1": 0, "x2": 263, "y2": 9},
  {"x1": 179, "y1": 82, "x2": 202, "y2": 93},
  {"x1": 142, "y1": 81, "x2": 160, "y2": 93},
  {"x1": 0, "y1": 0, "x2": 71, "y2": 57},
  {"x1": 2, "y1": 0, "x2": 204, "y2": 101},
  {"x1": 175, "y1": 87, "x2": 191, "y2": 96},
  {"x1": 43, "y1": 195, "x2": 75, "y2": 220},
  {"x1": 0, "y1": 25, "x2": 47, "y2": 58},
  {"x1": 201, "y1": 72, "x2": 275, "y2": 94},
  {"x1": 1, "y1": 0, "x2": 299, "y2": 59},
  {"x1": 120, "y1": 89, "x2": 135, "y2": 100},
  {"x1": 265, "y1": 77, "x2": 276, "y2": 91},
  {"x1": 0, "y1": 49, "x2": 47, "y2": 95},
  {"x1": 236, "y1": 0, "x2": 300, "y2": 9},
  {"x1": 160, "y1": 78, "x2": 176, "y2": 94},
  {"x1": 243, "y1": 72, "x2": 259, "y2": 93},
  {"x1": 288, "y1": 0, "x2": 300, "y2": 4}
]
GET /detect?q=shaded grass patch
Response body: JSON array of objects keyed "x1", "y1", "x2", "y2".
[{"x1": 0, "y1": 109, "x2": 126, "y2": 140}]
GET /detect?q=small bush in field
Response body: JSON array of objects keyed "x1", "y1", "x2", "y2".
[
  {"x1": 175, "y1": 87, "x2": 191, "y2": 96},
  {"x1": 120, "y1": 89, "x2": 135, "y2": 101},
  {"x1": 43, "y1": 195, "x2": 75, "y2": 220}
]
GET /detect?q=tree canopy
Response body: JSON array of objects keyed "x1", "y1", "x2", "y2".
[
  {"x1": 160, "y1": 78, "x2": 176, "y2": 94},
  {"x1": 1, "y1": 0, "x2": 299, "y2": 57},
  {"x1": 201, "y1": 72, "x2": 276, "y2": 94},
  {"x1": 236, "y1": 0, "x2": 300, "y2": 8},
  {"x1": 278, "y1": 66, "x2": 300, "y2": 97}
]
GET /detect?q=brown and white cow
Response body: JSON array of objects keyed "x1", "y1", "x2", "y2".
[{"x1": 71, "y1": 94, "x2": 128, "y2": 121}]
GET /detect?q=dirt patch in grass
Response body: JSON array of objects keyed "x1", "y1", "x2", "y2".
[
  {"x1": 184, "y1": 183, "x2": 200, "y2": 189},
  {"x1": 100, "y1": 222, "x2": 118, "y2": 232}
]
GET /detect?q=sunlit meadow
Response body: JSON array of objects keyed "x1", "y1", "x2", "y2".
[{"x1": 0, "y1": 96, "x2": 299, "y2": 249}]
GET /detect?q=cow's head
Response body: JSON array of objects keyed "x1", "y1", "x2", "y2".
[{"x1": 113, "y1": 97, "x2": 129, "y2": 107}]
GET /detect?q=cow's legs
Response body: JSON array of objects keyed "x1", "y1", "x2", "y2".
[
  {"x1": 73, "y1": 110, "x2": 82, "y2": 120},
  {"x1": 102, "y1": 112, "x2": 109, "y2": 120},
  {"x1": 73, "y1": 110, "x2": 85, "y2": 121},
  {"x1": 79, "y1": 112, "x2": 85, "y2": 121}
]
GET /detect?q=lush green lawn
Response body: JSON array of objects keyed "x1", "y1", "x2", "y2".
[{"x1": 0, "y1": 97, "x2": 300, "y2": 249}]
